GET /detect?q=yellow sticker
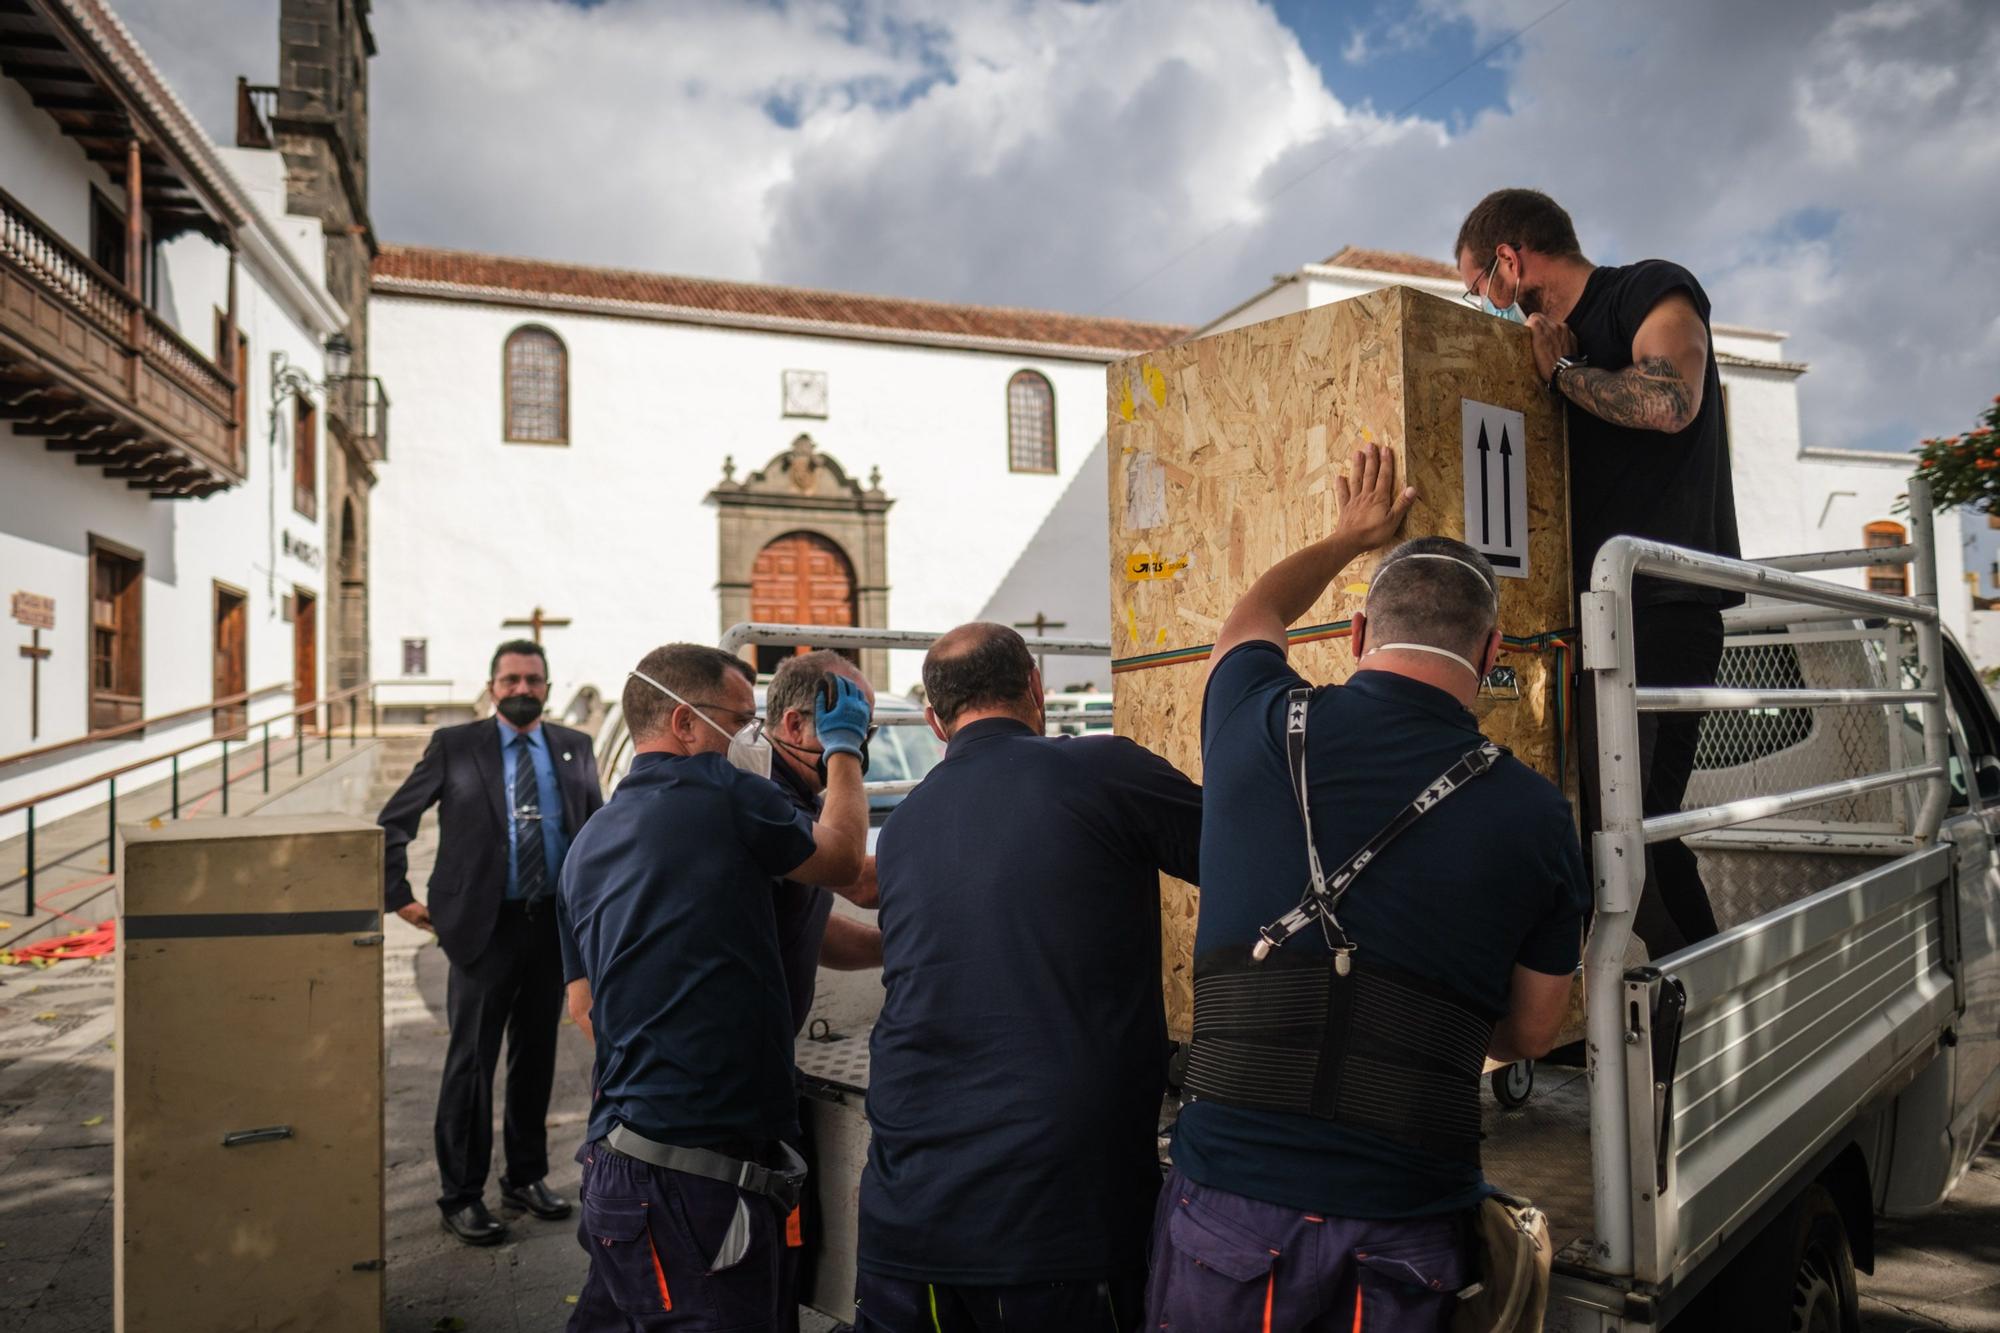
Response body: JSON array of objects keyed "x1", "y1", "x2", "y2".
[
  {"x1": 1142, "y1": 363, "x2": 1168, "y2": 407},
  {"x1": 1118, "y1": 377, "x2": 1135, "y2": 421},
  {"x1": 1361, "y1": 426, "x2": 1375, "y2": 443},
  {"x1": 1344, "y1": 582, "x2": 1370, "y2": 596},
  {"x1": 1126, "y1": 606, "x2": 1142, "y2": 645},
  {"x1": 1126, "y1": 551, "x2": 1190, "y2": 581},
  {"x1": 1156, "y1": 628, "x2": 1169, "y2": 645}
]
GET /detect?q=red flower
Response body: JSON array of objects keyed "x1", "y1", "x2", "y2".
[
  {"x1": 1920, "y1": 457, "x2": 1937, "y2": 467},
  {"x1": 1977, "y1": 458, "x2": 1998, "y2": 471}
]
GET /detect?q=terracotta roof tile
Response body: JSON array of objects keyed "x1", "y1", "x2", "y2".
[
  {"x1": 373, "y1": 245, "x2": 1190, "y2": 354},
  {"x1": 1318, "y1": 246, "x2": 1460, "y2": 281}
]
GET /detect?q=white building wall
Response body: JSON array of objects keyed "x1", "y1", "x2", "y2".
[
  {"x1": 367, "y1": 295, "x2": 1115, "y2": 700},
  {"x1": 0, "y1": 129, "x2": 336, "y2": 835}
]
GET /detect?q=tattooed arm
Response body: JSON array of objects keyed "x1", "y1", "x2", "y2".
[{"x1": 1559, "y1": 291, "x2": 1709, "y2": 433}]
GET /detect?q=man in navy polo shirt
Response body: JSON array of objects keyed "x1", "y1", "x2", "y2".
[
  {"x1": 856, "y1": 622, "x2": 1202, "y2": 1333},
  {"x1": 1150, "y1": 445, "x2": 1586, "y2": 1331},
  {"x1": 558, "y1": 643, "x2": 871, "y2": 1333}
]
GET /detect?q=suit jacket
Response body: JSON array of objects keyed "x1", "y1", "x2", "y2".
[{"x1": 379, "y1": 717, "x2": 604, "y2": 964}]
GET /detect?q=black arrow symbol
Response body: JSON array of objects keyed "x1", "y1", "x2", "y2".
[
  {"x1": 1476, "y1": 421, "x2": 1492, "y2": 545},
  {"x1": 1500, "y1": 423, "x2": 1515, "y2": 549}
]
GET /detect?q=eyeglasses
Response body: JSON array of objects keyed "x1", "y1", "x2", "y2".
[
  {"x1": 685, "y1": 701, "x2": 764, "y2": 738},
  {"x1": 1460, "y1": 245, "x2": 1520, "y2": 309}
]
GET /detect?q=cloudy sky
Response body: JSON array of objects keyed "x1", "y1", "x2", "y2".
[{"x1": 119, "y1": 0, "x2": 1998, "y2": 455}]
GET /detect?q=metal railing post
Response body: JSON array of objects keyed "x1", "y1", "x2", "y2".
[
  {"x1": 107, "y1": 777, "x2": 117, "y2": 874},
  {"x1": 297, "y1": 713, "x2": 305, "y2": 776},
  {"x1": 324, "y1": 705, "x2": 333, "y2": 761},
  {"x1": 371, "y1": 686, "x2": 379, "y2": 738},
  {"x1": 23, "y1": 806, "x2": 34, "y2": 917},
  {"x1": 221, "y1": 739, "x2": 230, "y2": 815},
  {"x1": 1905, "y1": 476, "x2": 1949, "y2": 839},
  {"x1": 349, "y1": 696, "x2": 357, "y2": 747},
  {"x1": 1582, "y1": 552, "x2": 1643, "y2": 1280},
  {"x1": 171, "y1": 753, "x2": 180, "y2": 819},
  {"x1": 263, "y1": 723, "x2": 271, "y2": 793}
]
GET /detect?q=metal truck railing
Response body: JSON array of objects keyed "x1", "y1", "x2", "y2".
[
  {"x1": 716, "y1": 622, "x2": 1113, "y2": 797},
  {"x1": 1579, "y1": 474, "x2": 1950, "y2": 1283}
]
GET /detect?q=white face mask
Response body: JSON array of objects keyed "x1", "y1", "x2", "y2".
[
  {"x1": 1361, "y1": 641, "x2": 1487, "y2": 681},
  {"x1": 627, "y1": 670, "x2": 772, "y2": 778}
]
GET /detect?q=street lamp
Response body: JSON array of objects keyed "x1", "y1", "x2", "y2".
[{"x1": 324, "y1": 332, "x2": 352, "y2": 380}]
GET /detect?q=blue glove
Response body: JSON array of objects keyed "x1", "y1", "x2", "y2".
[{"x1": 814, "y1": 675, "x2": 872, "y2": 764}]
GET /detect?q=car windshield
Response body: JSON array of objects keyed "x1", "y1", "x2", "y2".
[{"x1": 870, "y1": 719, "x2": 945, "y2": 783}]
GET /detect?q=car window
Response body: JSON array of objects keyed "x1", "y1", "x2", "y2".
[{"x1": 870, "y1": 723, "x2": 945, "y2": 784}]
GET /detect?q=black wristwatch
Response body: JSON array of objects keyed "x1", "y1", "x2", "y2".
[{"x1": 1548, "y1": 354, "x2": 1584, "y2": 395}]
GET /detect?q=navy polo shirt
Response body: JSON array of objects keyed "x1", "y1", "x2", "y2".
[
  {"x1": 1173, "y1": 642, "x2": 1587, "y2": 1219},
  {"x1": 557, "y1": 750, "x2": 817, "y2": 1148},
  {"x1": 768, "y1": 756, "x2": 838, "y2": 1037},
  {"x1": 859, "y1": 719, "x2": 1202, "y2": 1285}
]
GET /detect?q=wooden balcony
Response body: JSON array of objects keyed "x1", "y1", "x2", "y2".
[{"x1": 0, "y1": 186, "x2": 240, "y2": 498}]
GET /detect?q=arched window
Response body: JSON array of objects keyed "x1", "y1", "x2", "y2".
[
  {"x1": 1863, "y1": 520, "x2": 1909, "y2": 597},
  {"x1": 504, "y1": 325, "x2": 568, "y2": 443},
  {"x1": 1007, "y1": 369, "x2": 1056, "y2": 473}
]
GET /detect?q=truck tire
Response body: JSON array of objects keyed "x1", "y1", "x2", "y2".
[{"x1": 1706, "y1": 1183, "x2": 1858, "y2": 1333}]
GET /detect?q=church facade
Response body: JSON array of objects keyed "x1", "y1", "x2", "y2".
[{"x1": 365, "y1": 247, "x2": 1183, "y2": 708}]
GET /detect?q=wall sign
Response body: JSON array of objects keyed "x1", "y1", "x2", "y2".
[
  {"x1": 11, "y1": 591, "x2": 54, "y2": 630},
  {"x1": 282, "y1": 529, "x2": 323, "y2": 569},
  {"x1": 1460, "y1": 398, "x2": 1529, "y2": 579}
]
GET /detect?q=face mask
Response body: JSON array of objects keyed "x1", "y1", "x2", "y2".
[
  {"x1": 771, "y1": 731, "x2": 871, "y2": 786},
  {"x1": 496, "y1": 694, "x2": 544, "y2": 727},
  {"x1": 627, "y1": 670, "x2": 772, "y2": 777},
  {"x1": 1478, "y1": 252, "x2": 1527, "y2": 324}
]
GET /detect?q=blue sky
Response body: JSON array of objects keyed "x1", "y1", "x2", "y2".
[{"x1": 1274, "y1": 0, "x2": 1511, "y2": 127}]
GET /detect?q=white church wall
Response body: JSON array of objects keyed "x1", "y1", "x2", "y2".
[
  {"x1": 367, "y1": 294, "x2": 1116, "y2": 700},
  {"x1": 0, "y1": 209, "x2": 335, "y2": 836}
]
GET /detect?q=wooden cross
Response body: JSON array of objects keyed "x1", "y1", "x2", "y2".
[
  {"x1": 502, "y1": 606, "x2": 572, "y2": 644},
  {"x1": 1013, "y1": 612, "x2": 1067, "y2": 684},
  {"x1": 19, "y1": 628, "x2": 50, "y2": 741}
]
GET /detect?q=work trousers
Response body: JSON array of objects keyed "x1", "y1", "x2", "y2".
[
  {"x1": 853, "y1": 1270, "x2": 1144, "y2": 1333},
  {"x1": 1576, "y1": 602, "x2": 1726, "y2": 958},
  {"x1": 1145, "y1": 1168, "x2": 1467, "y2": 1332},
  {"x1": 435, "y1": 898, "x2": 564, "y2": 1212},
  {"x1": 569, "y1": 1139, "x2": 794, "y2": 1332}
]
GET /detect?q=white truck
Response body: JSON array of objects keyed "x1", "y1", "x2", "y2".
[{"x1": 703, "y1": 480, "x2": 2000, "y2": 1331}]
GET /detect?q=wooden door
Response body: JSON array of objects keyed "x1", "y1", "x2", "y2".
[
  {"x1": 294, "y1": 588, "x2": 318, "y2": 733},
  {"x1": 750, "y1": 532, "x2": 854, "y2": 675},
  {"x1": 213, "y1": 583, "x2": 247, "y2": 735}
]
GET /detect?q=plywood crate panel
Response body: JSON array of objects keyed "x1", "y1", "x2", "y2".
[
  {"x1": 1107, "y1": 285, "x2": 1573, "y2": 1034},
  {"x1": 116, "y1": 815, "x2": 385, "y2": 1333}
]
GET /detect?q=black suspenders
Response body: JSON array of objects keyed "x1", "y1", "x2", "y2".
[{"x1": 1252, "y1": 687, "x2": 1504, "y2": 969}]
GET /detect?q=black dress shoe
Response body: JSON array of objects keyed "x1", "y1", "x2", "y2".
[
  {"x1": 441, "y1": 1199, "x2": 509, "y2": 1246},
  {"x1": 499, "y1": 1177, "x2": 572, "y2": 1221}
]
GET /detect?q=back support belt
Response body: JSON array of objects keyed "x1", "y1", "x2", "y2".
[{"x1": 1182, "y1": 944, "x2": 1495, "y2": 1164}]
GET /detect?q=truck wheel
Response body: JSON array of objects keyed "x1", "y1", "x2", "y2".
[
  {"x1": 1707, "y1": 1183, "x2": 1858, "y2": 1333},
  {"x1": 1490, "y1": 1060, "x2": 1534, "y2": 1109}
]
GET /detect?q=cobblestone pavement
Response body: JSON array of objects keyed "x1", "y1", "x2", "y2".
[{"x1": 0, "y1": 791, "x2": 1993, "y2": 1329}]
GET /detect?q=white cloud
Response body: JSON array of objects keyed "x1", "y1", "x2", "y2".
[{"x1": 111, "y1": 0, "x2": 2000, "y2": 452}]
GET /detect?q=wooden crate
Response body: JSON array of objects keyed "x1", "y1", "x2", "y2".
[
  {"x1": 1107, "y1": 285, "x2": 1574, "y2": 1035},
  {"x1": 116, "y1": 815, "x2": 385, "y2": 1333}
]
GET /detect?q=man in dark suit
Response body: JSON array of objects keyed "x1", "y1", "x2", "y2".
[{"x1": 380, "y1": 638, "x2": 604, "y2": 1245}]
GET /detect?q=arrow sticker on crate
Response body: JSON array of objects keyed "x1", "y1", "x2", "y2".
[{"x1": 1461, "y1": 399, "x2": 1529, "y2": 579}]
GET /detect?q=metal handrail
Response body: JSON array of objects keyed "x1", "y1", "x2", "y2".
[
  {"x1": 0, "y1": 681, "x2": 294, "y2": 772},
  {"x1": 1578, "y1": 474, "x2": 1946, "y2": 1280},
  {"x1": 719, "y1": 622, "x2": 1111, "y2": 658},
  {"x1": 4, "y1": 681, "x2": 387, "y2": 917}
]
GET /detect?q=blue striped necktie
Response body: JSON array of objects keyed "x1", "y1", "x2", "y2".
[{"x1": 512, "y1": 735, "x2": 549, "y2": 900}]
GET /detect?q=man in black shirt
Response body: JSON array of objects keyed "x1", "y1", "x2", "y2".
[
  {"x1": 855, "y1": 623, "x2": 1202, "y2": 1333},
  {"x1": 1456, "y1": 187, "x2": 1738, "y2": 955}
]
